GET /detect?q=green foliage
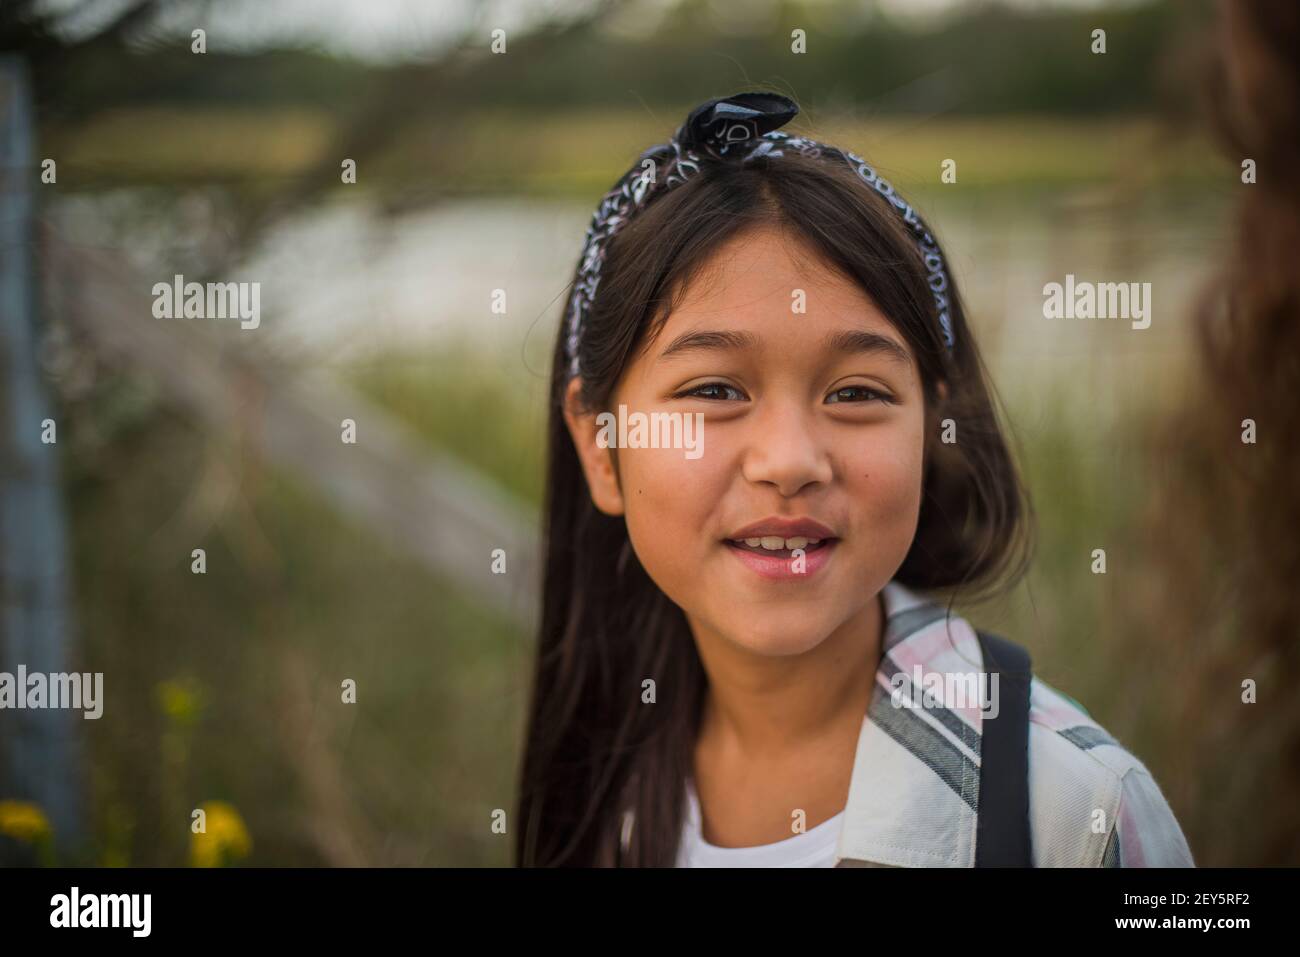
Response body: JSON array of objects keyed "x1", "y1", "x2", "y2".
[{"x1": 63, "y1": 370, "x2": 525, "y2": 866}]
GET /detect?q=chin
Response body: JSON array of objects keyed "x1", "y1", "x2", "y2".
[{"x1": 722, "y1": 618, "x2": 835, "y2": 658}]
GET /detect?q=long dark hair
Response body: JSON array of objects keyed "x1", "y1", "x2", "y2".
[{"x1": 515, "y1": 125, "x2": 1033, "y2": 867}]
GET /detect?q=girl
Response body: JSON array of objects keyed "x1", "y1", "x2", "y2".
[{"x1": 514, "y1": 91, "x2": 1194, "y2": 868}]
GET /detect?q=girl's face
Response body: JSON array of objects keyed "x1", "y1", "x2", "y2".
[{"x1": 565, "y1": 223, "x2": 928, "y2": 658}]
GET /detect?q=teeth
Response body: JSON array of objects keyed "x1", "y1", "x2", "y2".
[{"x1": 733, "y1": 535, "x2": 830, "y2": 550}]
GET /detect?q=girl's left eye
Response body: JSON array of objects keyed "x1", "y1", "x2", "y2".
[
  {"x1": 675, "y1": 382, "x2": 746, "y2": 401},
  {"x1": 827, "y1": 385, "x2": 893, "y2": 404}
]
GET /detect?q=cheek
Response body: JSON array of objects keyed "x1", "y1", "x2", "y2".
[
  {"x1": 620, "y1": 446, "x2": 727, "y2": 583},
  {"x1": 844, "y1": 423, "x2": 926, "y2": 553}
]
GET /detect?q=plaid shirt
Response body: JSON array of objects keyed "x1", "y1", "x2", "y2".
[{"x1": 832, "y1": 581, "x2": 1195, "y2": 867}]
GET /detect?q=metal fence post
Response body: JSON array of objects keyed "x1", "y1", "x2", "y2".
[{"x1": 0, "y1": 54, "x2": 85, "y2": 860}]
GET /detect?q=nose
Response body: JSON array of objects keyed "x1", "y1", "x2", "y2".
[{"x1": 739, "y1": 399, "x2": 833, "y2": 497}]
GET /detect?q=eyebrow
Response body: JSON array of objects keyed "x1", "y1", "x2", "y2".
[
  {"x1": 822, "y1": 329, "x2": 912, "y2": 366},
  {"x1": 658, "y1": 329, "x2": 760, "y2": 360},
  {"x1": 657, "y1": 327, "x2": 912, "y2": 366}
]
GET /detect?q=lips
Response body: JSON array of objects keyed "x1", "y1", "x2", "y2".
[{"x1": 721, "y1": 516, "x2": 840, "y2": 582}]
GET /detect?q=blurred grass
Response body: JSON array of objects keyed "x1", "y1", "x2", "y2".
[
  {"x1": 63, "y1": 370, "x2": 526, "y2": 866},
  {"x1": 347, "y1": 340, "x2": 550, "y2": 507}
]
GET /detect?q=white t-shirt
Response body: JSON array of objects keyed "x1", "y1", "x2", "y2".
[{"x1": 674, "y1": 776, "x2": 845, "y2": 867}]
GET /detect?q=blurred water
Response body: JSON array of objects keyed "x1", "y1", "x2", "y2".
[{"x1": 241, "y1": 198, "x2": 591, "y2": 374}]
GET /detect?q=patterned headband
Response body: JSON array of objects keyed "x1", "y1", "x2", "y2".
[{"x1": 562, "y1": 91, "x2": 956, "y2": 381}]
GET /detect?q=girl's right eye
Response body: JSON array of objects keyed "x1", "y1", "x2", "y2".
[{"x1": 675, "y1": 382, "x2": 746, "y2": 401}]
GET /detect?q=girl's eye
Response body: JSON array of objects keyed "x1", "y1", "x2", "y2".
[
  {"x1": 827, "y1": 385, "x2": 893, "y2": 405},
  {"x1": 675, "y1": 382, "x2": 746, "y2": 401}
]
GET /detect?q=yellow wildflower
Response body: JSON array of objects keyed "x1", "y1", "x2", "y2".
[
  {"x1": 190, "y1": 800, "x2": 252, "y2": 867},
  {"x1": 0, "y1": 800, "x2": 51, "y2": 844}
]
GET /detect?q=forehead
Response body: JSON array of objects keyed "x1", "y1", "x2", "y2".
[{"x1": 649, "y1": 223, "x2": 912, "y2": 362}]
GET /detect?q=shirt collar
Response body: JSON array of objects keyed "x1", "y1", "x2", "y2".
[{"x1": 833, "y1": 580, "x2": 986, "y2": 867}]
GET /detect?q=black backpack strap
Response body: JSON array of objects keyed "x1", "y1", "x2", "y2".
[{"x1": 974, "y1": 630, "x2": 1034, "y2": 867}]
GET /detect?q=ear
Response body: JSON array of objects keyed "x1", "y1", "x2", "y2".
[{"x1": 563, "y1": 376, "x2": 626, "y2": 516}]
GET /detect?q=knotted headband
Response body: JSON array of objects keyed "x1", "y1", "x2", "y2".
[{"x1": 562, "y1": 91, "x2": 956, "y2": 381}]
